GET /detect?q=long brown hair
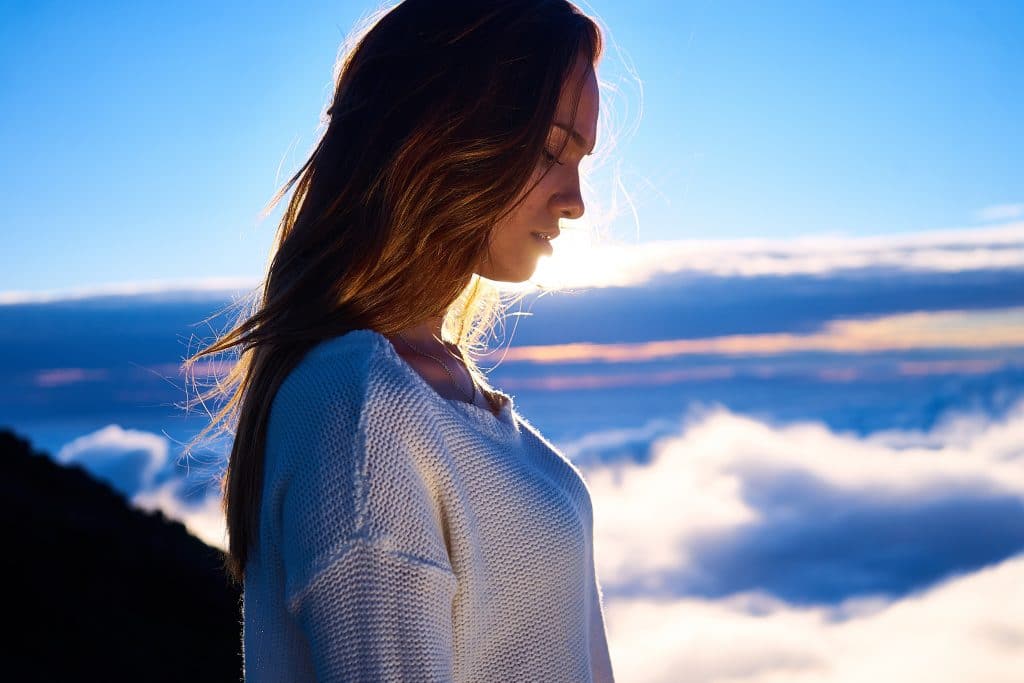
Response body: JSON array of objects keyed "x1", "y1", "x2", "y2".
[{"x1": 182, "y1": 0, "x2": 603, "y2": 585}]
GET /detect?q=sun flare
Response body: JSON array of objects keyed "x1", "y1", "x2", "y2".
[{"x1": 528, "y1": 220, "x2": 626, "y2": 290}]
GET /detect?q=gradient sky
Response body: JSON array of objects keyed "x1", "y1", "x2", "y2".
[{"x1": 2, "y1": 0, "x2": 1021, "y2": 293}]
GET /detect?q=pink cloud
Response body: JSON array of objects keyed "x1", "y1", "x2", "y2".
[
  {"x1": 34, "y1": 368, "x2": 109, "y2": 387},
  {"x1": 487, "y1": 307, "x2": 1024, "y2": 365}
]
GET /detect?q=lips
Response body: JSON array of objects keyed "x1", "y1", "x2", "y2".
[
  {"x1": 531, "y1": 230, "x2": 556, "y2": 254},
  {"x1": 530, "y1": 229, "x2": 561, "y2": 242}
]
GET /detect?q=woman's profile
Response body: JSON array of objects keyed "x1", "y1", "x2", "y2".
[{"x1": 185, "y1": 0, "x2": 614, "y2": 680}]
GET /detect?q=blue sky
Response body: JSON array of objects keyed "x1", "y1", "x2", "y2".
[{"x1": 2, "y1": 0, "x2": 1022, "y2": 293}]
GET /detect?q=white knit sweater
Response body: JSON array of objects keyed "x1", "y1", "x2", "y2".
[{"x1": 242, "y1": 329, "x2": 615, "y2": 682}]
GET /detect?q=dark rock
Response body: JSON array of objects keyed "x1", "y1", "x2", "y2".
[{"x1": 0, "y1": 428, "x2": 242, "y2": 682}]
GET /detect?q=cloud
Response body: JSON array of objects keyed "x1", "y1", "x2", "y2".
[
  {"x1": 53, "y1": 424, "x2": 228, "y2": 550},
  {"x1": 132, "y1": 478, "x2": 227, "y2": 551},
  {"x1": 897, "y1": 358, "x2": 1011, "y2": 377},
  {"x1": 34, "y1": 367, "x2": 109, "y2": 387},
  {"x1": 0, "y1": 275, "x2": 258, "y2": 306},
  {"x1": 56, "y1": 424, "x2": 170, "y2": 496},
  {"x1": 493, "y1": 306, "x2": 1024, "y2": 364},
  {"x1": 601, "y1": 553, "x2": 1024, "y2": 683},
  {"x1": 579, "y1": 397, "x2": 1024, "y2": 602},
  {"x1": 976, "y1": 203, "x2": 1024, "y2": 223},
  {"x1": 45, "y1": 392, "x2": 1024, "y2": 681},
  {"x1": 501, "y1": 366, "x2": 739, "y2": 390},
  {"x1": 681, "y1": 478, "x2": 1024, "y2": 604},
  {"x1": 558, "y1": 418, "x2": 683, "y2": 467},
  {"x1": 574, "y1": 398, "x2": 1024, "y2": 681}
]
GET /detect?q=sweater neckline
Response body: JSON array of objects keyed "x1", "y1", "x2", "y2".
[{"x1": 361, "y1": 329, "x2": 522, "y2": 442}]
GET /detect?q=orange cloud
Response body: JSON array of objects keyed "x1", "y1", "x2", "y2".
[{"x1": 485, "y1": 307, "x2": 1024, "y2": 364}]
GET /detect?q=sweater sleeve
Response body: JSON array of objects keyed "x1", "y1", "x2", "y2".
[{"x1": 276, "y1": 368, "x2": 458, "y2": 682}]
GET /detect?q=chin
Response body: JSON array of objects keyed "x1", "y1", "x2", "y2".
[
  {"x1": 477, "y1": 271, "x2": 535, "y2": 285},
  {"x1": 476, "y1": 262, "x2": 538, "y2": 284}
]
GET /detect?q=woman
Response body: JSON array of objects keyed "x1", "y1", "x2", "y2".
[{"x1": 185, "y1": 0, "x2": 614, "y2": 680}]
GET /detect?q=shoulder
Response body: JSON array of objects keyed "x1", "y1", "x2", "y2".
[
  {"x1": 268, "y1": 329, "x2": 377, "y2": 438},
  {"x1": 278, "y1": 328, "x2": 379, "y2": 392},
  {"x1": 266, "y1": 329, "x2": 441, "y2": 469}
]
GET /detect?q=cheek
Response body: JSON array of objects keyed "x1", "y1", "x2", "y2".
[
  {"x1": 509, "y1": 180, "x2": 551, "y2": 228},
  {"x1": 500, "y1": 209, "x2": 535, "y2": 239},
  {"x1": 482, "y1": 218, "x2": 518, "y2": 264}
]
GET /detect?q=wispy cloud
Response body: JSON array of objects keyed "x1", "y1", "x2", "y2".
[
  {"x1": 975, "y1": 203, "x2": 1024, "y2": 223},
  {"x1": 0, "y1": 276, "x2": 258, "y2": 306},
  {"x1": 493, "y1": 307, "x2": 1024, "y2": 364},
  {"x1": 498, "y1": 357, "x2": 1018, "y2": 392},
  {"x1": 501, "y1": 366, "x2": 738, "y2": 390},
  {"x1": 897, "y1": 358, "x2": 1011, "y2": 376},
  {"x1": 34, "y1": 367, "x2": 109, "y2": 387}
]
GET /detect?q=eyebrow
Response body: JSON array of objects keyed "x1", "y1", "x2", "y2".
[{"x1": 552, "y1": 122, "x2": 596, "y2": 155}]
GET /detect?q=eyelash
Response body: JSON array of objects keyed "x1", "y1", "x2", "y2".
[{"x1": 542, "y1": 149, "x2": 565, "y2": 166}]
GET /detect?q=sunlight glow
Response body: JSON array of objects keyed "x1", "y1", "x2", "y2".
[{"x1": 529, "y1": 220, "x2": 615, "y2": 290}]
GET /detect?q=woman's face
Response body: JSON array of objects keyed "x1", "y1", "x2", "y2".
[{"x1": 477, "y1": 53, "x2": 599, "y2": 283}]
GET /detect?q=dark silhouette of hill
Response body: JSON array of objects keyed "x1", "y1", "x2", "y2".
[{"x1": 0, "y1": 428, "x2": 242, "y2": 682}]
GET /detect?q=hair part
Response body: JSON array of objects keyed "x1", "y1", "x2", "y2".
[{"x1": 181, "y1": 0, "x2": 602, "y2": 585}]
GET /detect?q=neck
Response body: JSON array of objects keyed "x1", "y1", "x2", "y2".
[{"x1": 396, "y1": 315, "x2": 447, "y2": 347}]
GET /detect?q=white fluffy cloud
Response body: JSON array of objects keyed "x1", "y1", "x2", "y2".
[
  {"x1": 600, "y1": 553, "x2": 1024, "y2": 683},
  {"x1": 976, "y1": 203, "x2": 1024, "y2": 222},
  {"x1": 583, "y1": 399, "x2": 1024, "y2": 587},
  {"x1": 578, "y1": 397, "x2": 1024, "y2": 681},
  {"x1": 56, "y1": 424, "x2": 170, "y2": 495},
  {"x1": 54, "y1": 423, "x2": 228, "y2": 550}
]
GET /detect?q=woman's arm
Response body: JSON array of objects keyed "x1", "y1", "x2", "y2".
[
  {"x1": 274, "y1": 365, "x2": 457, "y2": 682},
  {"x1": 285, "y1": 537, "x2": 457, "y2": 681}
]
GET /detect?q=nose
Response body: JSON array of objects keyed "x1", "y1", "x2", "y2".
[
  {"x1": 551, "y1": 174, "x2": 585, "y2": 220},
  {"x1": 560, "y1": 200, "x2": 584, "y2": 220}
]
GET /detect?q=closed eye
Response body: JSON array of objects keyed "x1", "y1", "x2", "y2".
[{"x1": 542, "y1": 149, "x2": 565, "y2": 166}]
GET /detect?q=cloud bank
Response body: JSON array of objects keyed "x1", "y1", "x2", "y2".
[
  {"x1": 577, "y1": 397, "x2": 1024, "y2": 681},
  {"x1": 601, "y1": 554, "x2": 1024, "y2": 683},
  {"x1": 47, "y1": 392, "x2": 1024, "y2": 681}
]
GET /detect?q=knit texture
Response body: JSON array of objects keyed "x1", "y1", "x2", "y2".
[{"x1": 242, "y1": 329, "x2": 615, "y2": 682}]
